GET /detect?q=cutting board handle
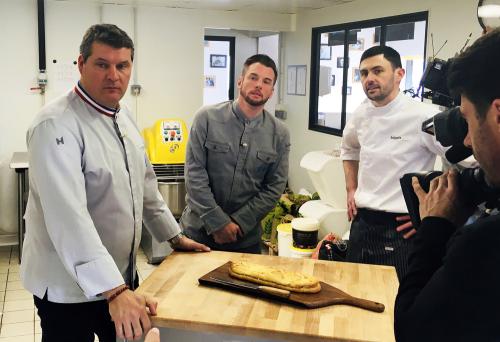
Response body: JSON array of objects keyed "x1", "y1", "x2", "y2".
[
  {"x1": 259, "y1": 286, "x2": 290, "y2": 298},
  {"x1": 343, "y1": 296, "x2": 385, "y2": 313}
]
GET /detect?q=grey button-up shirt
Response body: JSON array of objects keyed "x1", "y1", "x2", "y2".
[{"x1": 180, "y1": 101, "x2": 290, "y2": 250}]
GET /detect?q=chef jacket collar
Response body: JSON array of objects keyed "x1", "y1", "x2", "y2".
[
  {"x1": 366, "y1": 92, "x2": 404, "y2": 114},
  {"x1": 232, "y1": 100, "x2": 264, "y2": 127},
  {"x1": 74, "y1": 82, "x2": 120, "y2": 117}
]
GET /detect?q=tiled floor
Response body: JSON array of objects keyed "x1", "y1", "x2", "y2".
[{"x1": 0, "y1": 245, "x2": 158, "y2": 341}]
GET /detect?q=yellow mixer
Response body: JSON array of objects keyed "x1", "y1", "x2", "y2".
[
  {"x1": 142, "y1": 119, "x2": 188, "y2": 164},
  {"x1": 141, "y1": 118, "x2": 189, "y2": 263}
]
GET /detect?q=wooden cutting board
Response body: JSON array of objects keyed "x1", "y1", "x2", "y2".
[{"x1": 198, "y1": 261, "x2": 385, "y2": 312}]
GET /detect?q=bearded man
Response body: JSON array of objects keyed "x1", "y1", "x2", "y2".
[
  {"x1": 340, "y1": 46, "x2": 449, "y2": 279},
  {"x1": 180, "y1": 54, "x2": 290, "y2": 253}
]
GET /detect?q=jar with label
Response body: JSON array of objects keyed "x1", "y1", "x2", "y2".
[{"x1": 291, "y1": 217, "x2": 319, "y2": 250}]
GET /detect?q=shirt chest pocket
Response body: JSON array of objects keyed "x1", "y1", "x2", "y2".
[
  {"x1": 257, "y1": 151, "x2": 278, "y2": 163},
  {"x1": 205, "y1": 139, "x2": 231, "y2": 164},
  {"x1": 205, "y1": 140, "x2": 231, "y2": 172},
  {"x1": 254, "y1": 150, "x2": 278, "y2": 177},
  {"x1": 205, "y1": 140, "x2": 230, "y2": 153}
]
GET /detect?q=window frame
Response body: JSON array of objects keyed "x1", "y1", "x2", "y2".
[{"x1": 308, "y1": 12, "x2": 429, "y2": 136}]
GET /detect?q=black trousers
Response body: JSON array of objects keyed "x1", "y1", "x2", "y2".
[
  {"x1": 34, "y1": 293, "x2": 115, "y2": 342},
  {"x1": 346, "y1": 208, "x2": 410, "y2": 280},
  {"x1": 35, "y1": 276, "x2": 140, "y2": 342}
]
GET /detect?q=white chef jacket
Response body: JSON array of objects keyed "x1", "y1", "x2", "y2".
[
  {"x1": 21, "y1": 84, "x2": 180, "y2": 303},
  {"x1": 340, "y1": 93, "x2": 446, "y2": 213}
]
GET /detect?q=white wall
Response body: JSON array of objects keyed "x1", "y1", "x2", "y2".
[
  {"x1": 204, "y1": 29, "x2": 258, "y2": 100},
  {"x1": 0, "y1": 0, "x2": 292, "y2": 234},
  {"x1": 258, "y1": 34, "x2": 280, "y2": 114},
  {"x1": 282, "y1": 0, "x2": 481, "y2": 194},
  {"x1": 0, "y1": 0, "x2": 39, "y2": 235}
]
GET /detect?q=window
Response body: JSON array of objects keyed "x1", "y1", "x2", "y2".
[{"x1": 309, "y1": 12, "x2": 428, "y2": 136}]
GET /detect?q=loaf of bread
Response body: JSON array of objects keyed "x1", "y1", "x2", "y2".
[{"x1": 229, "y1": 261, "x2": 321, "y2": 293}]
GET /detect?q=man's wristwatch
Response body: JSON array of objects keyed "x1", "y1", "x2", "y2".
[{"x1": 168, "y1": 233, "x2": 184, "y2": 248}]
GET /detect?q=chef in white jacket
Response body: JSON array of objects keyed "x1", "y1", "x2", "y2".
[
  {"x1": 21, "y1": 24, "x2": 209, "y2": 342},
  {"x1": 340, "y1": 45, "x2": 446, "y2": 280}
]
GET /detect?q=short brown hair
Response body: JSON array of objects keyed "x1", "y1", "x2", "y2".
[
  {"x1": 448, "y1": 28, "x2": 500, "y2": 120},
  {"x1": 242, "y1": 54, "x2": 278, "y2": 85},
  {"x1": 80, "y1": 24, "x2": 134, "y2": 62}
]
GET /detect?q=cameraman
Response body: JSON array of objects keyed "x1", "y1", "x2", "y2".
[{"x1": 395, "y1": 28, "x2": 500, "y2": 341}]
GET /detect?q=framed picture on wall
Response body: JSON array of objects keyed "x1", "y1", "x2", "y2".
[
  {"x1": 210, "y1": 54, "x2": 227, "y2": 68},
  {"x1": 320, "y1": 45, "x2": 332, "y2": 60},
  {"x1": 352, "y1": 68, "x2": 361, "y2": 82},
  {"x1": 204, "y1": 75, "x2": 216, "y2": 87},
  {"x1": 350, "y1": 38, "x2": 365, "y2": 51},
  {"x1": 320, "y1": 33, "x2": 329, "y2": 45},
  {"x1": 336, "y1": 57, "x2": 349, "y2": 68}
]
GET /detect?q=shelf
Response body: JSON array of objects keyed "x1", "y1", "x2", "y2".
[{"x1": 0, "y1": 234, "x2": 18, "y2": 247}]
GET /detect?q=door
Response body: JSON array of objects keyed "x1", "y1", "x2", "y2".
[{"x1": 203, "y1": 35, "x2": 235, "y2": 106}]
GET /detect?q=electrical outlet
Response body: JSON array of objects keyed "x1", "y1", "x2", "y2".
[
  {"x1": 275, "y1": 110, "x2": 287, "y2": 120},
  {"x1": 131, "y1": 84, "x2": 141, "y2": 96}
]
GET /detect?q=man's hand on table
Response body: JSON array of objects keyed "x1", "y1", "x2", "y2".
[
  {"x1": 173, "y1": 235, "x2": 211, "y2": 252},
  {"x1": 212, "y1": 221, "x2": 243, "y2": 244},
  {"x1": 104, "y1": 285, "x2": 158, "y2": 340}
]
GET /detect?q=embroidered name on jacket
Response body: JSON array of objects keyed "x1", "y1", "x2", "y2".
[
  {"x1": 390, "y1": 136, "x2": 402, "y2": 140},
  {"x1": 56, "y1": 137, "x2": 64, "y2": 145}
]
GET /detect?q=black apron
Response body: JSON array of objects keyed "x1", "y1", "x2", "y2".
[{"x1": 346, "y1": 208, "x2": 410, "y2": 280}]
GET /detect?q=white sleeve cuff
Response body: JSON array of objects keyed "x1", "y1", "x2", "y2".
[
  {"x1": 75, "y1": 254, "x2": 124, "y2": 298},
  {"x1": 144, "y1": 210, "x2": 181, "y2": 243},
  {"x1": 340, "y1": 151, "x2": 360, "y2": 160}
]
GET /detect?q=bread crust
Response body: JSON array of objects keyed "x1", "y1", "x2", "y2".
[{"x1": 229, "y1": 261, "x2": 321, "y2": 293}]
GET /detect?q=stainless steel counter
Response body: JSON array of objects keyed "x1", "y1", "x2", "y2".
[{"x1": 9, "y1": 152, "x2": 29, "y2": 262}]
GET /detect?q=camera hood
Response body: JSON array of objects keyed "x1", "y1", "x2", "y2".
[{"x1": 422, "y1": 106, "x2": 473, "y2": 163}]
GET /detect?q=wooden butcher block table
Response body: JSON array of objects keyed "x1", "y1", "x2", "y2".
[{"x1": 136, "y1": 251, "x2": 399, "y2": 342}]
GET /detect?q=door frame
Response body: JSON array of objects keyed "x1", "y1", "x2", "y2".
[{"x1": 204, "y1": 35, "x2": 236, "y2": 100}]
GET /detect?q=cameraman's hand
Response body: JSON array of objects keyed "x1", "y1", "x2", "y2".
[
  {"x1": 412, "y1": 170, "x2": 472, "y2": 226},
  {"x1": 346, "y1": 189, "x2": 357, "y2": 221},
  {"x1": 395, "y1": 215, "x2": 416, "y2": 239}
]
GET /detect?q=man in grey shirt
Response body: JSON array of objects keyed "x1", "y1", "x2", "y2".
[{"x1": 181, "y1": 54, "x2": 290, "y2": 253}]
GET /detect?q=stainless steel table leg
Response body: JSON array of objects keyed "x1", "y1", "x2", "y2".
[
  {"x1": 17, "y1": 172, "x2": 23, "y2": 263},
  {"x1": 17, "y1": 170, "x2": 27, "y2": 263}
]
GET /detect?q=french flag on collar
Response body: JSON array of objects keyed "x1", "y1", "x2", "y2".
[{"x1": 74, "y1": 82, "x2": 120, "y2": 117}]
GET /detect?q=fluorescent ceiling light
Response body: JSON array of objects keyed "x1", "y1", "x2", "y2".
[{"x1": 478, "y1": 4, "x2": 500, "y2": 18}]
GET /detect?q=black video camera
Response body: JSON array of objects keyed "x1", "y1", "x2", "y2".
[
  {"x1": 421, "y1": 106, "x2": 473, "y2": 163},
  {"x1": 400, "y1": 168, "x2": 500, "y2": 228},
  {"x1": 419, "y1": 58, "x2": 457, "y2": 108},
  {"x1": 401, "y1": 55, "x2": 499, "y2": 227}
]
